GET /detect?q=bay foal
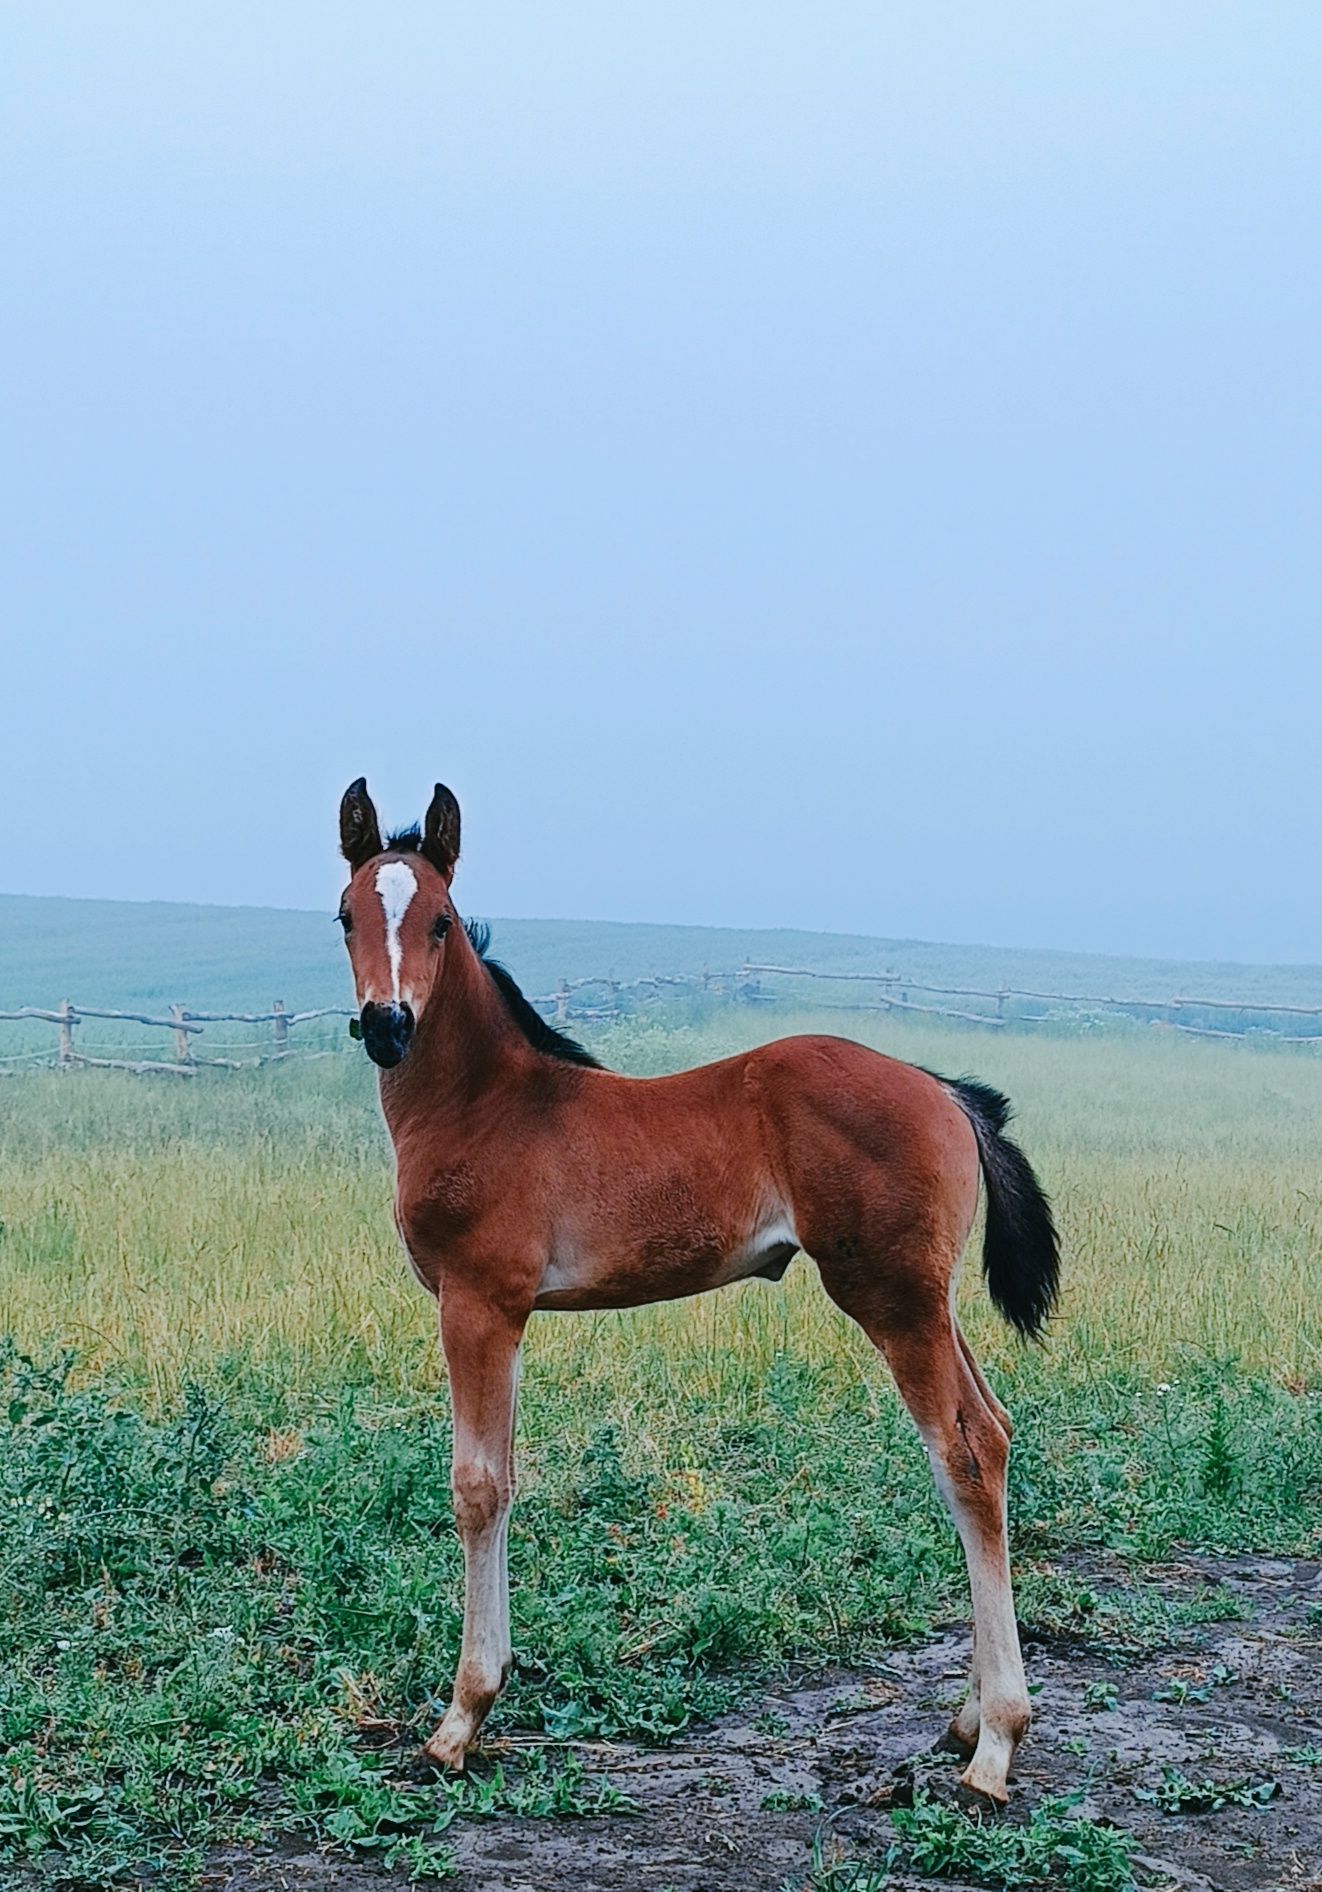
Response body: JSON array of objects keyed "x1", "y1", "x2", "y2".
[{"x1": 337, "y1": 779, "x2": 1059, "y2": 1802}]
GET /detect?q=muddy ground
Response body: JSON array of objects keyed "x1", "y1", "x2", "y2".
[{"x1": 206, "y1": 1556, "x2": 1322, "y2": 1892}]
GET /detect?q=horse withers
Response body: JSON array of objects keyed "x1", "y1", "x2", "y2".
[{"x1": 336, "y1": 778, "x2": 1059, "y2": 1802}]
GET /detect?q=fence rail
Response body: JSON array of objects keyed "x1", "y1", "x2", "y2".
[
  {"x1": 738, "y1": 962, "x2": 1322, "y2": 1016},
  {"x1": 3, "y1": 958, "x2": 1322, "y2": 1074},
  {"x1": 734, "y1": 963, "x2": 1322, "y2": 1042}
]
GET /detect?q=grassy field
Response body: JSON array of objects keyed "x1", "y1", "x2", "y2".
[
  {"x1": 0, "y1": 1009, "x2": 1320, "y2": 1887},
  {"x1": 4, "y1": 1009, "x2": 1320, "y2": 1392}
]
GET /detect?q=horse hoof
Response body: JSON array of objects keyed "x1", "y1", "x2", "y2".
[
  {"x1": 956, "y1": 1767, "x2": 1010, "y2": 1808},
  {"x1": 415, "y1": 1730, "x2": 470, "y2": 1777}
]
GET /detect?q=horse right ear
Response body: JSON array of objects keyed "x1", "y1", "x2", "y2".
[{"x1": 339, "y1": 777, "x2": 383, "y2": 871}]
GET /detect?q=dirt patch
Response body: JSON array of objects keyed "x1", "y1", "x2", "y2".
[{"x1": 204, "y1": 1557, "x2": 1322, "y2": 1892}]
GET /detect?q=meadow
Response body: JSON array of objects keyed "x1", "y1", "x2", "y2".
[{"x1": 0, "y1": 1005, "x2": 1320, "y2": 1888}]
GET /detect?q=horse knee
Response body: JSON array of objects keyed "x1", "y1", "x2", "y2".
[{"x1": 452, "y1": 1460, "x2": 508, "y2": 1537}]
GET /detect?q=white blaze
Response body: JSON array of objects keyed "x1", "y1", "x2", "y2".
[{"x1": 375, "y1": 861, "x2": 417, "y2": 1003}]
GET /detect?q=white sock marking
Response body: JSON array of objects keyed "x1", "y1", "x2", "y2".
[{"x1": 375, "y1": 861, "x2": 417, "y2": 1003}]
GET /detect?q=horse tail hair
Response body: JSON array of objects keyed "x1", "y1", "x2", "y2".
[{"x1": 941, "y1": 1075, "x2": 1060, "y2": 1341}]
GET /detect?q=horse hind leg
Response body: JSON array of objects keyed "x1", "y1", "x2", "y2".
[
  {"x1": 823, "y1": 1270, "x2": 1030, "y2": 1802},
  {"x1": 939, "y1": 1324, "x2": 1015, "y2": 1755}
]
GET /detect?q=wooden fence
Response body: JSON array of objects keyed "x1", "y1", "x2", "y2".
[
  {"x1": 0, "y1": 1001, "x2": 354, "y2": 1075},
  {"x1": 3, "y1": 962, "x2": 1321, "y2": 1073},
  {"x1": 735, "y1": 964, "x2": 1322, "y2": 1043}
]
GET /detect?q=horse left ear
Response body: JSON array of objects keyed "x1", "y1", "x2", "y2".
[{"x1": 422, "y1": 783, "x2": 461, "y2": 880}]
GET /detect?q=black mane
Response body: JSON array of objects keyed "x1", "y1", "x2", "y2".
[
  {"x1": 464, "y1": 919, "x2": 603, "y2": 1069},
  {"x1": 384, "y1": 824, "x2": 422, "y2": 852}
]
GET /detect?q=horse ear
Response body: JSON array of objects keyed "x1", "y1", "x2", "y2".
[
  {"x1": 339, "y1": 777, "x2": 383, "y2": 871},
  {"x1": 422, "y1": 782, "x2": 461, "y2": 880}
]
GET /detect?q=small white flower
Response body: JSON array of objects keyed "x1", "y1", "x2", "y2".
[{"x1": 209, "y1": 1626, "x2": 236, "y2": 1641}]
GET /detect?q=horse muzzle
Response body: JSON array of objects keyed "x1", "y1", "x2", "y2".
[{"x1": 358, "y1": 1001, "x2": 415, "y2": 1068}]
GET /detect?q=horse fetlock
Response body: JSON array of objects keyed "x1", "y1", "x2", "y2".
[
  {"x1": 453, "y1": 1654, "x2": 504, "y2": 1722},
  {"x1": 422, "y1": 1673, "x2": 501, "y2": 1770}
]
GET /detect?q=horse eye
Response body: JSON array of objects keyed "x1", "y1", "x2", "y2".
[
  {"x1": 337, "y1": 909, "x2": 352, "y2": 934},
  {"x1": 432, "y1": 914, "x2": 452, "y2": 941}
]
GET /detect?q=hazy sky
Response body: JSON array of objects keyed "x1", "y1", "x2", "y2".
[{"x1": 3, "y1": 5, "x2": 1318, "y2": 961}]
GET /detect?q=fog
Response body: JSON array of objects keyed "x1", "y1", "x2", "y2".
[{"x1": 3, "y1": 4, "x2": 1318, "y2": 962}]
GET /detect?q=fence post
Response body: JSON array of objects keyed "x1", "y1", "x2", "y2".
[
  {"x1": 272, "y1": 999, "x2": 288, "y2": 1057},
  {"x1": 554, "y1": 981, "x2": 570, "y2": 1024},
  {"x1": 57, "y1": 999, "x2": 76, "y2": 1068},
  {"x1": 170, "y1": 1002, "x2": 193, "y2": 1065}
]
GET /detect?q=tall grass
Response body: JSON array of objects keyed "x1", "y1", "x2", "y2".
[{"x1": 1, "y1": 1010, "x2": 1319, "y2": 1407}]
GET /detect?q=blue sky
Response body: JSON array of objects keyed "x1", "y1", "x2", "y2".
[{"x1": 3, "y1": 4, "x2": 1318, "y2": 961}]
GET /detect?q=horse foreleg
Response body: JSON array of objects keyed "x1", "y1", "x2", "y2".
[{"x1": 421, "y1": 1285, "x2": 524, "y2": 1770}]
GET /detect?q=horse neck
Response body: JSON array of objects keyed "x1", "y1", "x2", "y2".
[{"x1": 378, "y1": 925, "x2": 530, "y2": 1139}]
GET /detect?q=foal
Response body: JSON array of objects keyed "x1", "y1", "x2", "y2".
[{"x1": 336, "y1": 779, "x2": 1059, "y2": 1803}]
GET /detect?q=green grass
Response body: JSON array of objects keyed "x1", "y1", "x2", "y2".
[
  {"x1": 891, "y1": 1789, "x2": 1138, "y2": 1891},
  {"x1": 0, "y1": 1007, "x2": 1319, "y2": 1886},
  {"x1": 796, "y1": 1790, "x2": 1140, "y2": 1891}
]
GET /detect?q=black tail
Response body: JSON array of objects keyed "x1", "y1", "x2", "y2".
[{"x1": 942, "y1": 1075, "x2": 1060, "y2": 1341}]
